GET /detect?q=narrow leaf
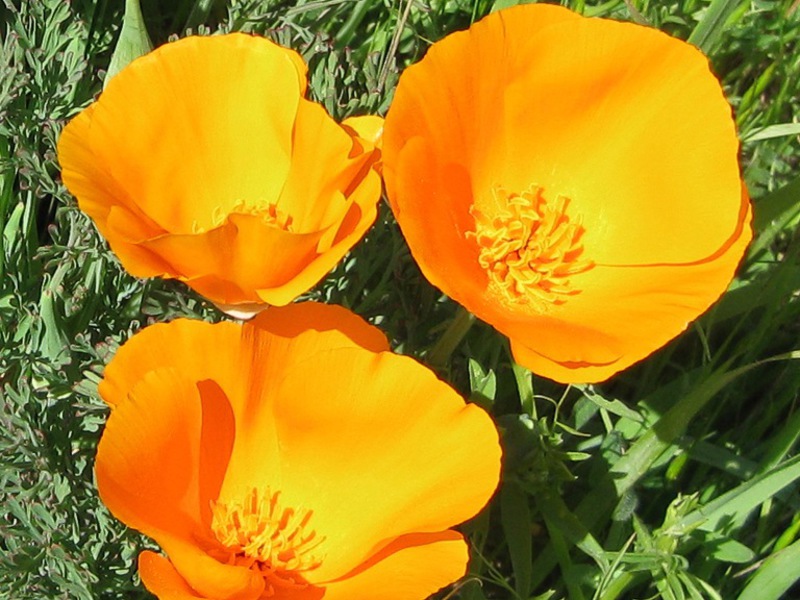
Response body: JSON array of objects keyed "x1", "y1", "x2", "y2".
[
  {"x1": 742, "y1": 123, "x2": 800, "y2": 143},
  {"x1": 687, "y1": 0, "x2": 744, "y2": 53},
  {"x1": 737, "y1": 539, "x2": 800, "y2": 600},
  {"x1": 105, "y1": 0, "x2": 153, "y2": 88},
  {"x1": 500, "y1": 482, "x2": 533, "y2": 598}
]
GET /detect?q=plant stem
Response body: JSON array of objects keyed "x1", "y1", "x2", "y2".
[{"x1": 426, "y1": 307, "x2": 475, "y2": 368}]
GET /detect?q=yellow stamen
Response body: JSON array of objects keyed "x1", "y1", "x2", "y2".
[
  {"x1": 467, "y1": 186, "x2": 593, "y2": 305},
  {"x1": 210, "y1": 488, "x2": 323, "y2": 597},
  {"x1": 193, "y1": 200, "x2": 294, "y2": 233}
]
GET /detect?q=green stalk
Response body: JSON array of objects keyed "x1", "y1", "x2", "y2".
[{"x1": 426, "y1": 307, "x2": 475, "y2": 368}]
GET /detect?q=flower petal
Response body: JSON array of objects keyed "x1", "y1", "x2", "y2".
[
  {"x1": 341, "y1": 115, "x2": 385, "y2": 149},
  {"x1": 278, "y1": 100, "x2": 373, "y2": 233},
  {"x1": 218, "y1": 348, "x2": 500, "y2": 581},
  {"x1": 96, "y1": 369, "x2": 235, "y2": 540},
  {"x1": 255, "y1": 176, "x2": 381, "y2": 307},
  {"x1": 99, "y1": 304, "x2": 389, "y2": 409},
  {"x1": 250, "y1": 301, "x2": 390, "y2": 354},
  {"x1": 83, "y1": 33, "x2": 306, "y2": 234},
  {"x1": 482, "y1": 14, "x2": 743, "y2": 266},
  {"x1": 508, "y1": 198, "x2": 752, "y2": 381},
  {"x1": 140, "y1": 214, "x2": 326, "y2": 306},
  {"x1": 157, "y1": 536, "x2": 265, "y2": 600},
  {"x1": 98, "y1": 319, "x2": 242, "y2": 408},
  {"x1": 58, "y1": 108, "x2": 171, "y2": 277},
  {"x1": 59, "y1": 33, "x2": 382, "y2": 310},
  {"x1": 139, "y1": 551, "x2": 207, "y2": 600},
  {"x1": 387, "y1": 135, "x2": 487, "y2": 306},
  {"x1": 383, "y1": 4, "x2": 749, "y2": 383},
  {"x1": 321, "y1": 531, "x2": 469, "y2": 599},
  {"x1": 98, "y1": 369, "x2": 261, "y2": 600}
]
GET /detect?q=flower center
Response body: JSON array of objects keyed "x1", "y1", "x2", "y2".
[
  {"x1": 467, "y1": 186, "x2": 593, "y2": 305},
  {"x1": 209, "y1": 488, "x2": 324, "y2": 597},
  {"x1": 193, "y1": 200, "x2": 294, "y2": 233}
]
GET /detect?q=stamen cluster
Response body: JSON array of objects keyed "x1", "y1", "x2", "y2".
[
  {"x1": 468, "y1": 186, "x2": 593, "y2": 305},
  {"x1": 210, "y1": 488, "x2": 323, "y2": 596}
]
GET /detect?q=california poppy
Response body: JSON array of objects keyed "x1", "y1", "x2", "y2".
[
  {"x1": 58, "y1": 34, "x2": 383, "y2": 319},
  {"x1": 96, "y1": 302, "x2": 501, "y2": 599},
  {"x1": 382, "y1": 4, "x2": 751, "y2": 383}
]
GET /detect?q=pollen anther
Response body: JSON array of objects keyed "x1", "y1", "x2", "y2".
[
  {"x1": 467, "y1": 186, "x2": 593, "y2": 304},
  {"x1": 210, "y1": 488, "x2": 324, "y2": 596}
]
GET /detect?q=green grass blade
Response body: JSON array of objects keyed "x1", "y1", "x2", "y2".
[
  {"x1": 687, "y1": 0, "x2": 745, "y2": 53},
  {"x1": 750, "y1": 176, "x2": 800, "y2": 258},
  {"x1": 678, "y1": 455, "x2": 800, "y2": 533},
  {"x1": 500, "y1": 482, "x2": 533, "y2": 598},
  {"x1": 737, "y1": 539, "x2": 800, "y2": 600},
  {"x1": 534, "y1": 488, "x2": 609, "y2": 570},
  {"x1": 742, "y1": 123, "x2": 800, "y2": 143}
]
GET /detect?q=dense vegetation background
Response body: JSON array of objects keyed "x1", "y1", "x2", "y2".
[{"x1": 1, "y1": 0, "x2": 799, "y2": 598}]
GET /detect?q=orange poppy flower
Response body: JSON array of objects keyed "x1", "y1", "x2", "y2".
[
  {"x1": 382, "y1": 4, "x2": 751, "y2": 383},
  {"x1": 58, "y1": 34, "x2": 383, "y2": 318},
  {"x1": 95, "y1": 302, "x2": 501, "y2": 599}
]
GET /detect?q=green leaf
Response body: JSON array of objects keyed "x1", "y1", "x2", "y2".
[
  {"x1": 469, "y1": 358, "x2": 497, "y2": 409},
  {"x1": 500, "y1": 482, "x2": 533, "y2": 598},
  {"x1": 577, "y1": 385, "x2": 644, "y2": 424},
  {"x1": 678, "y1": 455, "x2": 800, "y2": 533},
  {"x1": 491, "y1": 0, "x2": 525, "y2": 13},
  {"x1": 687, "y1": 0, "x2": 745, "y2": 54},
  {"x1": 742, "y1": 123, "x2": 800, "y2": 143},
  {"x1": 531, "y1": 354, "x2": 800, "y2": 589},
  {"x1": 701, "y1": 533, "x2": 756, "y2": 564},
  {"x1": 534, "y1": 487, "x2": 609, "y2": 570},
  {"x1": 511, "y1": 361, "x2": 535, "y2": 417},
  {"x1": 105, "y1": 0, "x2": 153, "y2": 88},
  {"x1": 737, "y1": 539, "x2": 800, "y2": 600},
  {"x1": 750, "y1": 176, "x2": 800, "y2": 258}
]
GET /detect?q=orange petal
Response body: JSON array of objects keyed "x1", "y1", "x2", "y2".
[
  {"x1": 218, "y1": 348, "x2": 500, "y2": 581},
  {"x1": 156, "y1": 536, "x2": 265, "y2": 600},
  {"x1": 508, "y1": 199, "x2": 752, "y2": 382},
  {"x1": 251, "y1": 301, "x2": 389, "y2": 353},
  {"x1": 321, "y1": 531, "x2": 468, "y2": 599},
  {"x1": 57, "y1": 105, "x2": 139, "y2": 236},
  {"x1": 384, "y1": 4, "x2": 580, "y2": 194},
  {"x1": 99, "y1": 304, "x2": 388, "y2": 410},
  {"x1": 386, "y1": 136, "x2": 487, "y2": 309},
  {"x1": 98, "y1": 319, "x2": 242, "y2": 408},
  {"x1": 103, "y1": 206, "x2": 176, "y2": 277},
  {"x1": 342, "y1": 115, "x2": 385, "y2": 150},
  {"x1": 59, "y1": 33, "x2": 382, "y2": 310},
  {"x1": 196, "y1": 380, "x2": 236, "y2": 526},
  {"x1": 57, "y1": 107, "x2": 171, "y2": 278},
  {"x1": 139, "y1": 551, "x2": 207, "y2": 600},
  {"x1": 480, "y1": 15, "x2": 742, "y2": 266},
  {"x1": 84, "y1": 34, "x2": 305, "y2": 234},
  {"x1": 278, "y1": 100, "x2": 369, "y2": 233},
  {"x1": 140, "y1": 214, "x2": 325, "y2": 306},
  {"x1": 215, "y1": 303, "x2": 390, "y2": 493},
  {"x1": 98, "y1": 369, "x2": 260, "y2": 599},
  {"x1": 96, "y1": 369, "x2": 233, "y2": 540},
  {"x1": 255, "y1": 175, "x2": 381, "y2": 307},
  {"x1": 140, "y1": 543, "x2": 323, "y2": 600}
]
